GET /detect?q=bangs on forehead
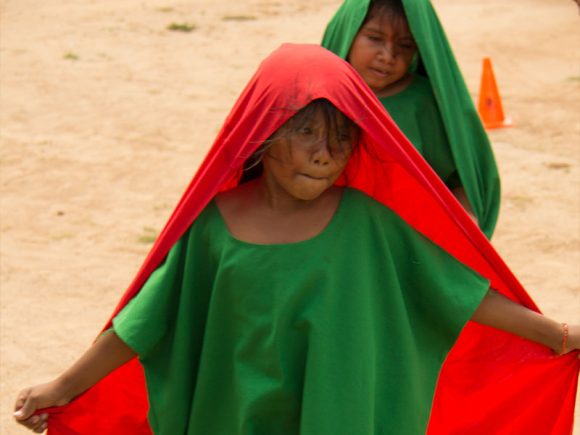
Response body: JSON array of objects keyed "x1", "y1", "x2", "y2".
[
  {"x1": 364, "y1": 0, "x2": 407, "y2": 27},
  {"x1": 287, "y1": 99, "x2": 355, "y2": 130},
  {"x1": 280, "y1": 99, "x2": 361, "y2": 151}
]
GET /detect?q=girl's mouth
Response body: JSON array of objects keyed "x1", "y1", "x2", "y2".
[
  {"x1": 299, "y1": 173, "x2": 326, "y2": 181},
  {"x1": 370, "y1": 67, "x2": 390, "y2": 77}
]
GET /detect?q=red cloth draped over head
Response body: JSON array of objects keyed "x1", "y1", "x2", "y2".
[{"x1": 44, "y1": 44, "x2": 578, "y2": 435}]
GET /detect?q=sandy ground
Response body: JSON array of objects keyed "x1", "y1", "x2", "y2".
[{"x1": 1, "y1": 0, "x2": 578, "y2": 433}]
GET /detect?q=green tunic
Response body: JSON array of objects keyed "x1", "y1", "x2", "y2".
[{"x1": 113, "y1": 188, "x2": 489, "y2": 434}]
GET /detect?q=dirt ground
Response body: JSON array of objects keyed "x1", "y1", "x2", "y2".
[{"x1": 1, "y1": 0, "x2": 578, "y2": 433}]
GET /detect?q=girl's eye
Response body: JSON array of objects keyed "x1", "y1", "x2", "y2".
[
  {"x1": 329, "y1": 144, "x2": 352, "y2": 159},
  {"x1": 297, "y1": 127, "x2": 314, "y2": 135},
  {"x1": 329, "y1": 134, "x2": 354, "y2": 155},
  {"x1": 367, "y1": 35, "x2": 382, "y2": 42},
  {"x1": 397, "y1": 41, "x2": 415, "y2": 51}
]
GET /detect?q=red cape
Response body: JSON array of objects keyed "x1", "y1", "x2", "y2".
[{"x1": 44, "y1": 44, "x2": 578, "y2": 435}]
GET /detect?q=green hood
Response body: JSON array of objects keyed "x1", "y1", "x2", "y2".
[{"x1": 322, "y1": 0, "x2": 500, "y2": 238}]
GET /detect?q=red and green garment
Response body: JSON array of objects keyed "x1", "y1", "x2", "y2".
[{"x1": 41, "y1": 44, "x2": 577, "y2": 435}]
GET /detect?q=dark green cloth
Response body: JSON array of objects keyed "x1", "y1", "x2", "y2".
[
  {"x1": 381, "y1": 75, "x2": 459, "y2": 189},
  {"x1": 113, "y1": 188, "x2": 489, "y2": 434},
  {"x1": 322, "y1": 0, "x2": 501, "y2": 238}
]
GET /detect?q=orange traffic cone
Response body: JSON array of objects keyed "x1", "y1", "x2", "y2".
[{"x1": 478, "y1": 57, "x2": 512, "y2": 129}]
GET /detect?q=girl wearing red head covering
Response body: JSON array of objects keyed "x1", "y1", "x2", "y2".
[{"x1": 14, "y1": 44, "x2": 579, "y2": 435}]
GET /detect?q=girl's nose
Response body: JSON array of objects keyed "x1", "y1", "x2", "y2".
[
  {"x1": 378, "y1": 43, "x2": 396, "y2": 62},
  {"x1": 312, "y1": 140, "x2": 331, "y2": 166}
]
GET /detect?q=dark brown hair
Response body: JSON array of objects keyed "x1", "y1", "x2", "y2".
[
  {"x1": 362, "y1": 0, "x2": 407, "y2": 27},
  {"x1": 239, "y1": 99, "x2": 361, "y2": 184}
]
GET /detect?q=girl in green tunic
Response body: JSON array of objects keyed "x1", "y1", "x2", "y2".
[
  {"x1": 14, "y1": 44, "x2": 579, "y2": 435},
  {"x1": 322, "y1": 0, "x2": 501, "y2": 238}
]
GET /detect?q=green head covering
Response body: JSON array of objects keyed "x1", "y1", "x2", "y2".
[{"x1": 322, "y1": 0, "x2": 500, "y2": 238}]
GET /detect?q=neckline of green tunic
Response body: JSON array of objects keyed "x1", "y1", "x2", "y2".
[
  {"x1": 321, "y1": 0, "x2": 501, "y2": 238},
  {"x1": 211, "y1": 193, "x2": 346, "y2": 248}
]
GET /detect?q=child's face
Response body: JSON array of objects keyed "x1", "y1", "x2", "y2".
[
  {"x1": 347, "y1": 12, "x2": 416, "y2": 97},
  {"x1": 262, "y1": 108, "x2": 355, "y2": 201}
]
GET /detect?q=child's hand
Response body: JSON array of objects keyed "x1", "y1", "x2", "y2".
[
  {"x1": 14, "y1": 330, "x2": 137, "y2": 433},
  {"x1": 14, "y1": 380, "x2": 70, "y2": 433}
]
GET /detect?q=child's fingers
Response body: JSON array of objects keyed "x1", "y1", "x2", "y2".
[
  {"x1": 33, "y1": 422, "x2": 48, "y2": 434},
  {"x1": 31, "y1": 415, "x2": 48, "y2": 433},
  {"x1": 13, "y1": 388, "x2": 30, "y2": 415},
  {"x1": 16, "y1": 415, "x2": 40, "y2": 430},
  {"x1": 15, "y1": 413, "x2": 48, "y2": 432},
  {"x1": 13, "y1": 402, "x2": 34, "y2": 421},
  {"x1": 13, "y1": 390, "x2": 43, "y2": 427},
  {"x1": 33, "y1": 423, "x2": 48, "y2": 434}
]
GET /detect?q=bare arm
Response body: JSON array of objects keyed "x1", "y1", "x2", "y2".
[
  {"x1": 471, "y1": 289, "x2": 578, "y2": 354},
  {"x1": 14, "y1": 330, "x2": 136, "y2": 433}
]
